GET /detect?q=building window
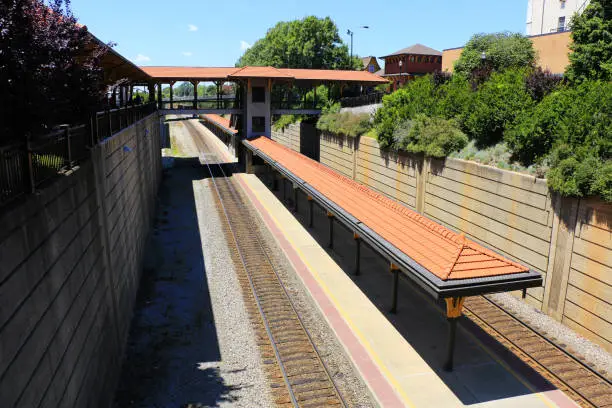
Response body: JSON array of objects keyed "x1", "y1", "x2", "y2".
[
  {"x1": 410, "y1": 55, "x2": 415, "y2": 62},
  {"x1": 560, "y1": 0, "x2": 566, "y2": 9},
  {"x1": 252, "y1": 116, "x2": 265, "y2": 133},
  {"x1": 558, "y1": 16, "x2": 566, "y2": 32},
  {"x1": 368, "y1": 65, "x2": 375, "y2": 73},
  {"x1": 252, "y1": 86, "x2": 265, "y2": 103}
]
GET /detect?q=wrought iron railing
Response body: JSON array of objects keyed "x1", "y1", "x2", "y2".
[
  {"x1": 160, "y1": 96, "x2": 240, "y2": 110},
  {"x1": 1, "y1": 102, "x2": 157, "y2": 208},
  {"x1": 339, "y1": 92, "x2": 384, "y2": 108}
]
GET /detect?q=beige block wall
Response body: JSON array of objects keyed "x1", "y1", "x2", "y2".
[
  {"x1": 315, "y1": 131, "x2": 612, "y2": 351},
  {"x1": 320, "y1": 132, "x2": 357, "y2": 179},
  {"x1": 0, "y1": 113, "x2": 161, "y2": 408},
  {"x1": 357, "y1": 136, "x2": 418, "y2": 210},
  {"x1": 424, "y1": 157, "x2": 553, "y2": 309},
  {"x1": 442, "y1": 31, "x2": 572, "y2": 74},
  {"x1": 271, "y1": 123, "x2": 300, "y2": 152}
]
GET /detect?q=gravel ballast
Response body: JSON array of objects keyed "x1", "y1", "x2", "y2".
[{"x1": 113, "y1": 121, "x2": 272, "y2": 407}]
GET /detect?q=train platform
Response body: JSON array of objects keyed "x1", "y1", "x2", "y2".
[
  {"x1": 233, "y1": 172, "x2": 580, "y2": 407},
  {"x1": 187, "y1": 120, "x2": 583, "y2": 407}
]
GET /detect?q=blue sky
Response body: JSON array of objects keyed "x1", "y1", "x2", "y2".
[{"x1": 69, "y1": 0, "x2": 528, "y2": 67}]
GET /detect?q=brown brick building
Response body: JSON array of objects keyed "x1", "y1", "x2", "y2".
[{"x1": 380, "y1": 44, "x2": 442, "y2": 90}]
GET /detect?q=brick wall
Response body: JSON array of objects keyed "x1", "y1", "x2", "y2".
[{"x1": 0, "y1": 113, "x2": 161, "y2": 408}]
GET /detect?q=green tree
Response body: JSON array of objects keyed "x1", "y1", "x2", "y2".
[
  {"x1": 463, "y1": 68, "x2": 534, "y2": 147},
  {"x1": 565, "y1": 0, "x2": 612, "y2": 83},
  {"x1": 453, "y1": 32, "x2": 536, "y2": 78},
  {"x1": 236, "y1": 16, "x2": 360, "y2": 69},
  {"x1": 394, "y1": 115, "x2": 468, "y2": 158},
  {"x1": 373, "y1": 76, "x2": 438, "y2": 148}
]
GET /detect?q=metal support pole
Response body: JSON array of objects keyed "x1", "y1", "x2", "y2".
[
  {"x1": 170, "y1": 82, "x2": 174, "y2": 110},
  {"x1": 157, "y1": 83, "x2": 162, "y2": 110},
  {"x1": 25, "y1": 134, "x2": 36, "y2": 194},
  {"x1": 293, "y1": 187, "x2": 298, "y2": 212},
  {"x1": 308, "y1": 196, "x2": 314, "y2": 228},
  {"x1": 444, "y1": 318, "x2": 459, "y2": 371},
  {"x1": 272, "y1": 171, "x2": 278, "y2": 191},
  {"x1": 193, "y1": 81, "x2": 198, "y2": 110},
  {"x1": 327, "y1": 212, "x2": 334, "y2": 249},
  {"x1": 354, "y1": 233, "x2": 361, "y2": 275},
  {"x1": 65, "y1": 127, "x2": 72, "y2": 168},
  {"x1": 443, "y1": 296, "x2": 465, "y2": 371},
  {"x1": 390, "y1": 264, "x2": 399, "y2": 314},
  {"x1": 282, "y1": 177, "x2": 287, "y2": 202}
]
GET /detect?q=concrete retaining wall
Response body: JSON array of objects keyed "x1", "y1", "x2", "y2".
[
  {"x1": 317, "y1": 132, "x2": 612, "y2": 352},
  {"x1": 271, "y1": 123, "x2": 300, "y2": 152},
  {"x1": 0, "y1": 113, "x2": 161, "y2": 408}
]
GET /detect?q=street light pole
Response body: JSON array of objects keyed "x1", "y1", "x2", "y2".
[{"x1": 347, "y1": 26, "x2": 369, "y2": 61}]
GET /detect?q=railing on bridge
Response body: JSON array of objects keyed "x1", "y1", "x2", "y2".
[
  {"x1": 160, "y1": 95, "x2": 241, "y2": 110},
  {"x1": 1, "y1": 102, "x2": 157, "y2": 208},
  {"x1": 271, "y1": 98, "x2": 326, "y2": 111},
  {"x1": 339, "y1": 92, "x2": 384, "y2": 108}
]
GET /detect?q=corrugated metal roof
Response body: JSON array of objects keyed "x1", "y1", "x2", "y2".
[
  {"x1": 380, "y1": 43, "x2": 442, "y2": 58},
  {"x1": 246, "y1": 136, "x2": 530, "y2": 281}
]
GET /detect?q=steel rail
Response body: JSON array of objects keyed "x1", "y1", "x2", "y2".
[{"x1": 185, "y1": 120, "x2": 346, "y2": 407}]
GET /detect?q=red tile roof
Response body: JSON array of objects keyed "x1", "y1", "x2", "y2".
[
  {"x1": 202, "y1": 114, "x2": 237, "y2": 134},
  {"x1": 246, "y1": 137, "x2": 529, "y2": 281},
  {"x1": 140, "y1": 66, "x2": 237, "y2": 80},
  {"x1": 139, "y1": 66, "x2": 387, "y2": 83}
]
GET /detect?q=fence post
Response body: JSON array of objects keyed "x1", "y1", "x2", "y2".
[
  {"x1": 108, "y1": 108, "x2": 112, "y2": 139},
  {"x1": 65, "y1": 127, "x2": 72, "y2": 168},
  {"x1": 25, "y1": 134, "x2": 36, "y2": 193}
]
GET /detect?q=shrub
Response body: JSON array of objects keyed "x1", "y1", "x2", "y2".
[
  {"x1": 316, "y1": 111, "x2": 371, "y2": 138},
  {"x1": 394, "y1": 114, "x2": 468, "y2": 158},
  {"x1": 273, "y1": 115, "x2": 301, "y2": 131},
  {"x1": 565, "y1": 0, "x2": 612, "y2": 83},
  {"x1": 525, "y1": 67, "x2": 563, "y2": 101},
  {"x1": 453, "y1": 32, "x2": 536, "y2": 79},
  {"x1": 373, "y1": 76, "x2": 438, "y2": 148},
  {"x1": 435, "y1": 76, "x2": 473, "y2": 126},
  {"x1": 463, "y1": 68, "x2": 534, "y2": 147}
]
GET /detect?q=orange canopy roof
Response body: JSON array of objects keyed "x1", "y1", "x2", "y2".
[
  {"x1": 140, "y1": 66, "x2": 238, "y2": 80},
  {"x1": 246, "y1": 137, "x2": 529, "y2": 281},
  {"x1": 202, "y1": 114, "x2": 237, "y2": 134},
  {"x1": 139, "y1": 66, "x2": 387, "y2": 83}
]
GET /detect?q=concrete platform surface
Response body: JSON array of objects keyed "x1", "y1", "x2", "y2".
[{"x1": 235, "y1": 172, "x2": 580, "y2": 408}]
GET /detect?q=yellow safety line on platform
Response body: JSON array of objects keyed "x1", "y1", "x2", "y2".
[
  {"x1": 242, "y1": 175, "x2": 415, "y2": 407},
  {"x1": 240, "y1": 175, "x2": 562, "y2": 408}
]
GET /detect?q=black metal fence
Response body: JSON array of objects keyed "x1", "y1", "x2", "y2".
[
  {"x1": 340, "y1": 92, "x2": 384, "y2": 108},
  {"x1": 1, "y1": 102, "x2": 157, "y2": 208}
]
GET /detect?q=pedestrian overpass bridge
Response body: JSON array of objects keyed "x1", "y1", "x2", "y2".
[{"x1": 131, "y1": 65, "x2": 387, "y2": 139}]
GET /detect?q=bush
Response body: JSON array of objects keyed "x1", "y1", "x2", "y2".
[
  {"x1": 373, "y1": 76, "x2": 438, "y2": 148},
  {"x1": 525, "y1": 67, "x2": 563, "y2": 101},
  {"x1": 463, "y1": 68, "x2": 534, "y2": 147},
  {"x1": 435, "y1": 76, "x2": 473, "y2": 125},
  {"x1": 393, "y1": 114, "x2": 468, "y2": 158},
  {"x1": 453, "y1": 32, "x2": 536, "y2": 78},
  {"x1": 273, "y1": 115, "x2": 301, "y2": 131},
  {"x1": 565, "y1": 0, "x2": 612, "y2": 83},
  {"x1": 316, "y1": 111, "x2": 371, "y2": 138},
  {"x1": 506, "y1": 80, "x2": 611, "y2": 201}
]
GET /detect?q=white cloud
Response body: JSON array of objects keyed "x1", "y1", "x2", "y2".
[
  {"x1": 182, "y1": 52, "x2": 193, "y2": 57},
  {"x1": 134, "y1": 54, "x2": 151, "y2": 63},
  {"x1": 188, "y1": 24, "x2": 198, "y2": 32},
  {"x1": 240, "y1": 40, "x2": 251, "y2": 51}
]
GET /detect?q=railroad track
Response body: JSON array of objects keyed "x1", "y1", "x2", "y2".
[
  {"x1": 464, "y1": 296, "x2": 612, "y2": 407},
  {"x1": 186, "y1": 120, "x2": 346, "y2": 407}
]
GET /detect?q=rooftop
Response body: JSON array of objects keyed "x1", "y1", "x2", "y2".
[
  {"x1": 139, "y1": 66, "x2": 387, "y2": 83},
  {"x1": 246, "y1": 136, "x2": 530, "y2": 282},
  {"x1": 380, "y1": 43, "x2": 442, "y2": 59}
]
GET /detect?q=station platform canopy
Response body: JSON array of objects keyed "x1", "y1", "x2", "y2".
[{"x1": 139, "y1": 66, "x2": 388, "y2": 85}]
